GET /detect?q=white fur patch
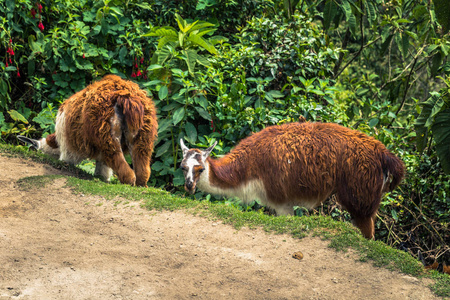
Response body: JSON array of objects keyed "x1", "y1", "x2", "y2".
[
  {"x1": 197, "y1": 164, "x2": 269, "y2": 206},
  {"x1": 196, "y1": 163, "x2": 326, "y2": 216},
  {"x1": 38, "y1": 137, "x2": 60, "y2": 158},
  {"x1": 94, "y1": 159, "x2": 113, "y2": 182},
  {"x1": 56, "y1": 111, "x2": 83, "y2": 164},
  {"x1": 184, "y1": 155, "x2": 201, "y2": 183}
]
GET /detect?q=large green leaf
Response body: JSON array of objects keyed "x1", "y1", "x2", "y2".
[
  {"x1": 144, "y1": 27, "x2": 177, "y2": 38},
  {"x1": 323, "y1": 0, "x2": 336, "y2": 30},
  {"x1": 432, "y1": 109, "x2": 450, "y2": 173},
  {"x1": 158, "y1": 35, "x2": 178, "y2": 49},
  {"x1": 366, "y1": 0, "x2": 377, "y2": 26},
  {"x1": 341, "y1": 0, "x2": 357, "y2": 36},
  {"x1": 414, "y1": 92, "x2": 441, "y2": 152},
  {"x1": 172, "y1": 107, "x2": 185, "y2": 125},
  {"x1": 155, "y1": 140, "x2": 172, "y2": 158},
  {"x1": 185, "y1": 121, "x2": 197, "y2": 144},
  {"x1": 183, "y1": 50, "x2": 198, "y2": 75},
  {"x1": 158, "y1": 86, "x2": 169, "y2": 100},
  {"x1": 0, "y1": 79, "x2": 8, "y2": 97},
  {"x1": 195, "y1": 107, "x2": 211, "y2": 121},
  {"x1": 8, "y1": 110, "x2": 28, "y2": 124},
  {"x1": 196, "y1": 54, "x2": 211, "y2": 68},
  {"x1": 187, "y1": 34, "x2": 217, "y2": 54},
  {"x1": 155, "y1": 47, "x2": 173, "y2": 65},
  {"x1": 175, "y1": 14, "x2": 187, "y2": 32},
  {"x1": 189, "y1": 22, "x2": 216, "y2": 34}
]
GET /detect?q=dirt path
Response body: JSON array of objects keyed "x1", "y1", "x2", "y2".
[{"x1": 0, "y1": 155, "x2": 439, "y2": 299}]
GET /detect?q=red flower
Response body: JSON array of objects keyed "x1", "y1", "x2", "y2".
[
  {"x1": 140, "y1": 57, "x2": 144, "y2": 64},
  {"x1": 38, "y1": 3, "x2": 43, "y2": 13},
  {"x1": 9, "y1": 39, "x2": 12, "y2": 44},
  {"x1": 136, "y1": 69, "x2": 142, "y2": 77},
  {"x1": 17, "y1": 71, "x2": 21, "y2": 77},
  {"x1": 38, "y1": 21, "x2": 44, "y2": 32},
  {"x1": 7, "y1": 48, "x2": 14, "y2": 56},
  {"x1": 82, "y1": 53, "x2": 85, "y2": 59},
  {"x1": 6, "y1": 61, "x2": 8, "y2": 67},
  {"x1": 31, "y1": 8, "x2": 36, "y2": 18},
  {"x1": 131, "y1": 72, "x2": 136, "y2": 78},
  {"x1": 9, "y1": 58, "x2": 12, "y2": 64}
]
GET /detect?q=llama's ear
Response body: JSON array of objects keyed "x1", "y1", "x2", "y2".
[
  {"x1": 202, "y1": 141, "x2": 217, "y2": 160},
  {"x1": 17, "y1": 135, "x2": 40, "y2": 150},
  {"x1": 180, "y1": 139, "x2": 189, "y2": 157}
]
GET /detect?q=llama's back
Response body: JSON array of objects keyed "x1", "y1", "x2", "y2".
[
  {"x1": 233, "y1": 122, "x2": 401, "y2": 207},
  {"x1": 56, "y1": 75, "x2": 157, "y2": 160}
]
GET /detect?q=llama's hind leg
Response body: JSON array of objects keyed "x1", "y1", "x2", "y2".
[
  {"x1": 352, "y1": 215, "x2": 376, "y2": 239},
  {"x1": 94, "y1": 160, "x2": 113, "y2": 182},
  {"x1": 336, "y1": 188, "x2": 380, "y2": 239},
  {"x1": 127, "y1": 131, "x2": 155, "y2": 187}
]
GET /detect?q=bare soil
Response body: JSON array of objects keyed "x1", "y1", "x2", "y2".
[{"x1": 0, "y1": 155, "x2": 439, "y2": 299}]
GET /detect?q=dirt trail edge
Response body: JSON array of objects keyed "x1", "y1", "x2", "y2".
[{"x1": 0, "y1": 155, "x2": 438, "y2": 300}]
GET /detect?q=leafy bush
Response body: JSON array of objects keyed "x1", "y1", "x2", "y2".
[{"x1": 415, "y1": 76, "x2": 450, "y2": 174}]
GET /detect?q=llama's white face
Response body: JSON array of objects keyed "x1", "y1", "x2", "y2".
[{"x1": 179, "y1": 139, "x2": 216, "y2": 194}]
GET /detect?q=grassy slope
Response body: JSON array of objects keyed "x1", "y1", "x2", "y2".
[{"x1": 1, "y1": 143, "x2": 449, "y2": 298}]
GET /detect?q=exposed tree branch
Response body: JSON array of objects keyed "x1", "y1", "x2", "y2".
[{"x1": 387, "y1": 45, "x2": 426, "y2": 127}]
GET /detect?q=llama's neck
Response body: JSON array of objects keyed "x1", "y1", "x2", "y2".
[{"x1": 197, "y1": 155, "x2": 267, "y2": 204}]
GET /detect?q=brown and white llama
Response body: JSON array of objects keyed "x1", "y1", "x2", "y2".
[
  {"x1": 180, "y1": 122, "x2": 405, "y2": 239},
  {"x1": 18, "y1": 75, "x2": 158, "y2": 187}
]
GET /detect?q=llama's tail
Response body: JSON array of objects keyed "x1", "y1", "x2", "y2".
[
  {"x1": 114, "y1": 91, "x2": 145, "y2": 134},
  {"x1": 381, "y1": 150, "x2": 405, "y2": 192}
]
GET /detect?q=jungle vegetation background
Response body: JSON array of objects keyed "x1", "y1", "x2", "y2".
[{"x1": 1, "y1": 0, "x2": 449, "y2": 266}]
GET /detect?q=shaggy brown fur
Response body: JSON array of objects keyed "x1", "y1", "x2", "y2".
[
  {"x1": 19, "y1": 75, "x2": 158, "y2": 187},
  {"x1": 181, "y1": 122, "x2": 405, "y2": 239}
]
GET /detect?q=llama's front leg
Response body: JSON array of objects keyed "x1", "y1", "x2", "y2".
[
  {"x1": 131, "y1": 151, "x2": 151, "y2": 187},
  {"x1": 94, "y1": 160, "x2": 113, "y2": 182},
  {"x1": 103, "y1": 151, "x2": 136, "y2": 186}
]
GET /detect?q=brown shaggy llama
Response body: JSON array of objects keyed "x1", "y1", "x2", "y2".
[
  {"x1": 18, "y1": 75, "x2": 158, "y2": 187},
  {"x1": 180, "y1": 122, "x2": 405, "y2": 239}
]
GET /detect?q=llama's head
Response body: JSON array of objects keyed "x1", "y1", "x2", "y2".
[{"x1": 179, "y1": 139, "x2": 217, "y2": 194}]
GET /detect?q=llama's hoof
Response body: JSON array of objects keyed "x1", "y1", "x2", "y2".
[{"x1": 119, "y1": 172, "x2": 136, "y2": 186}]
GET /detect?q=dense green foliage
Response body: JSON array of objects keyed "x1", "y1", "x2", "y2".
[{"x1": 1, "y1": 0, "x2": 449, "y2": 265}]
